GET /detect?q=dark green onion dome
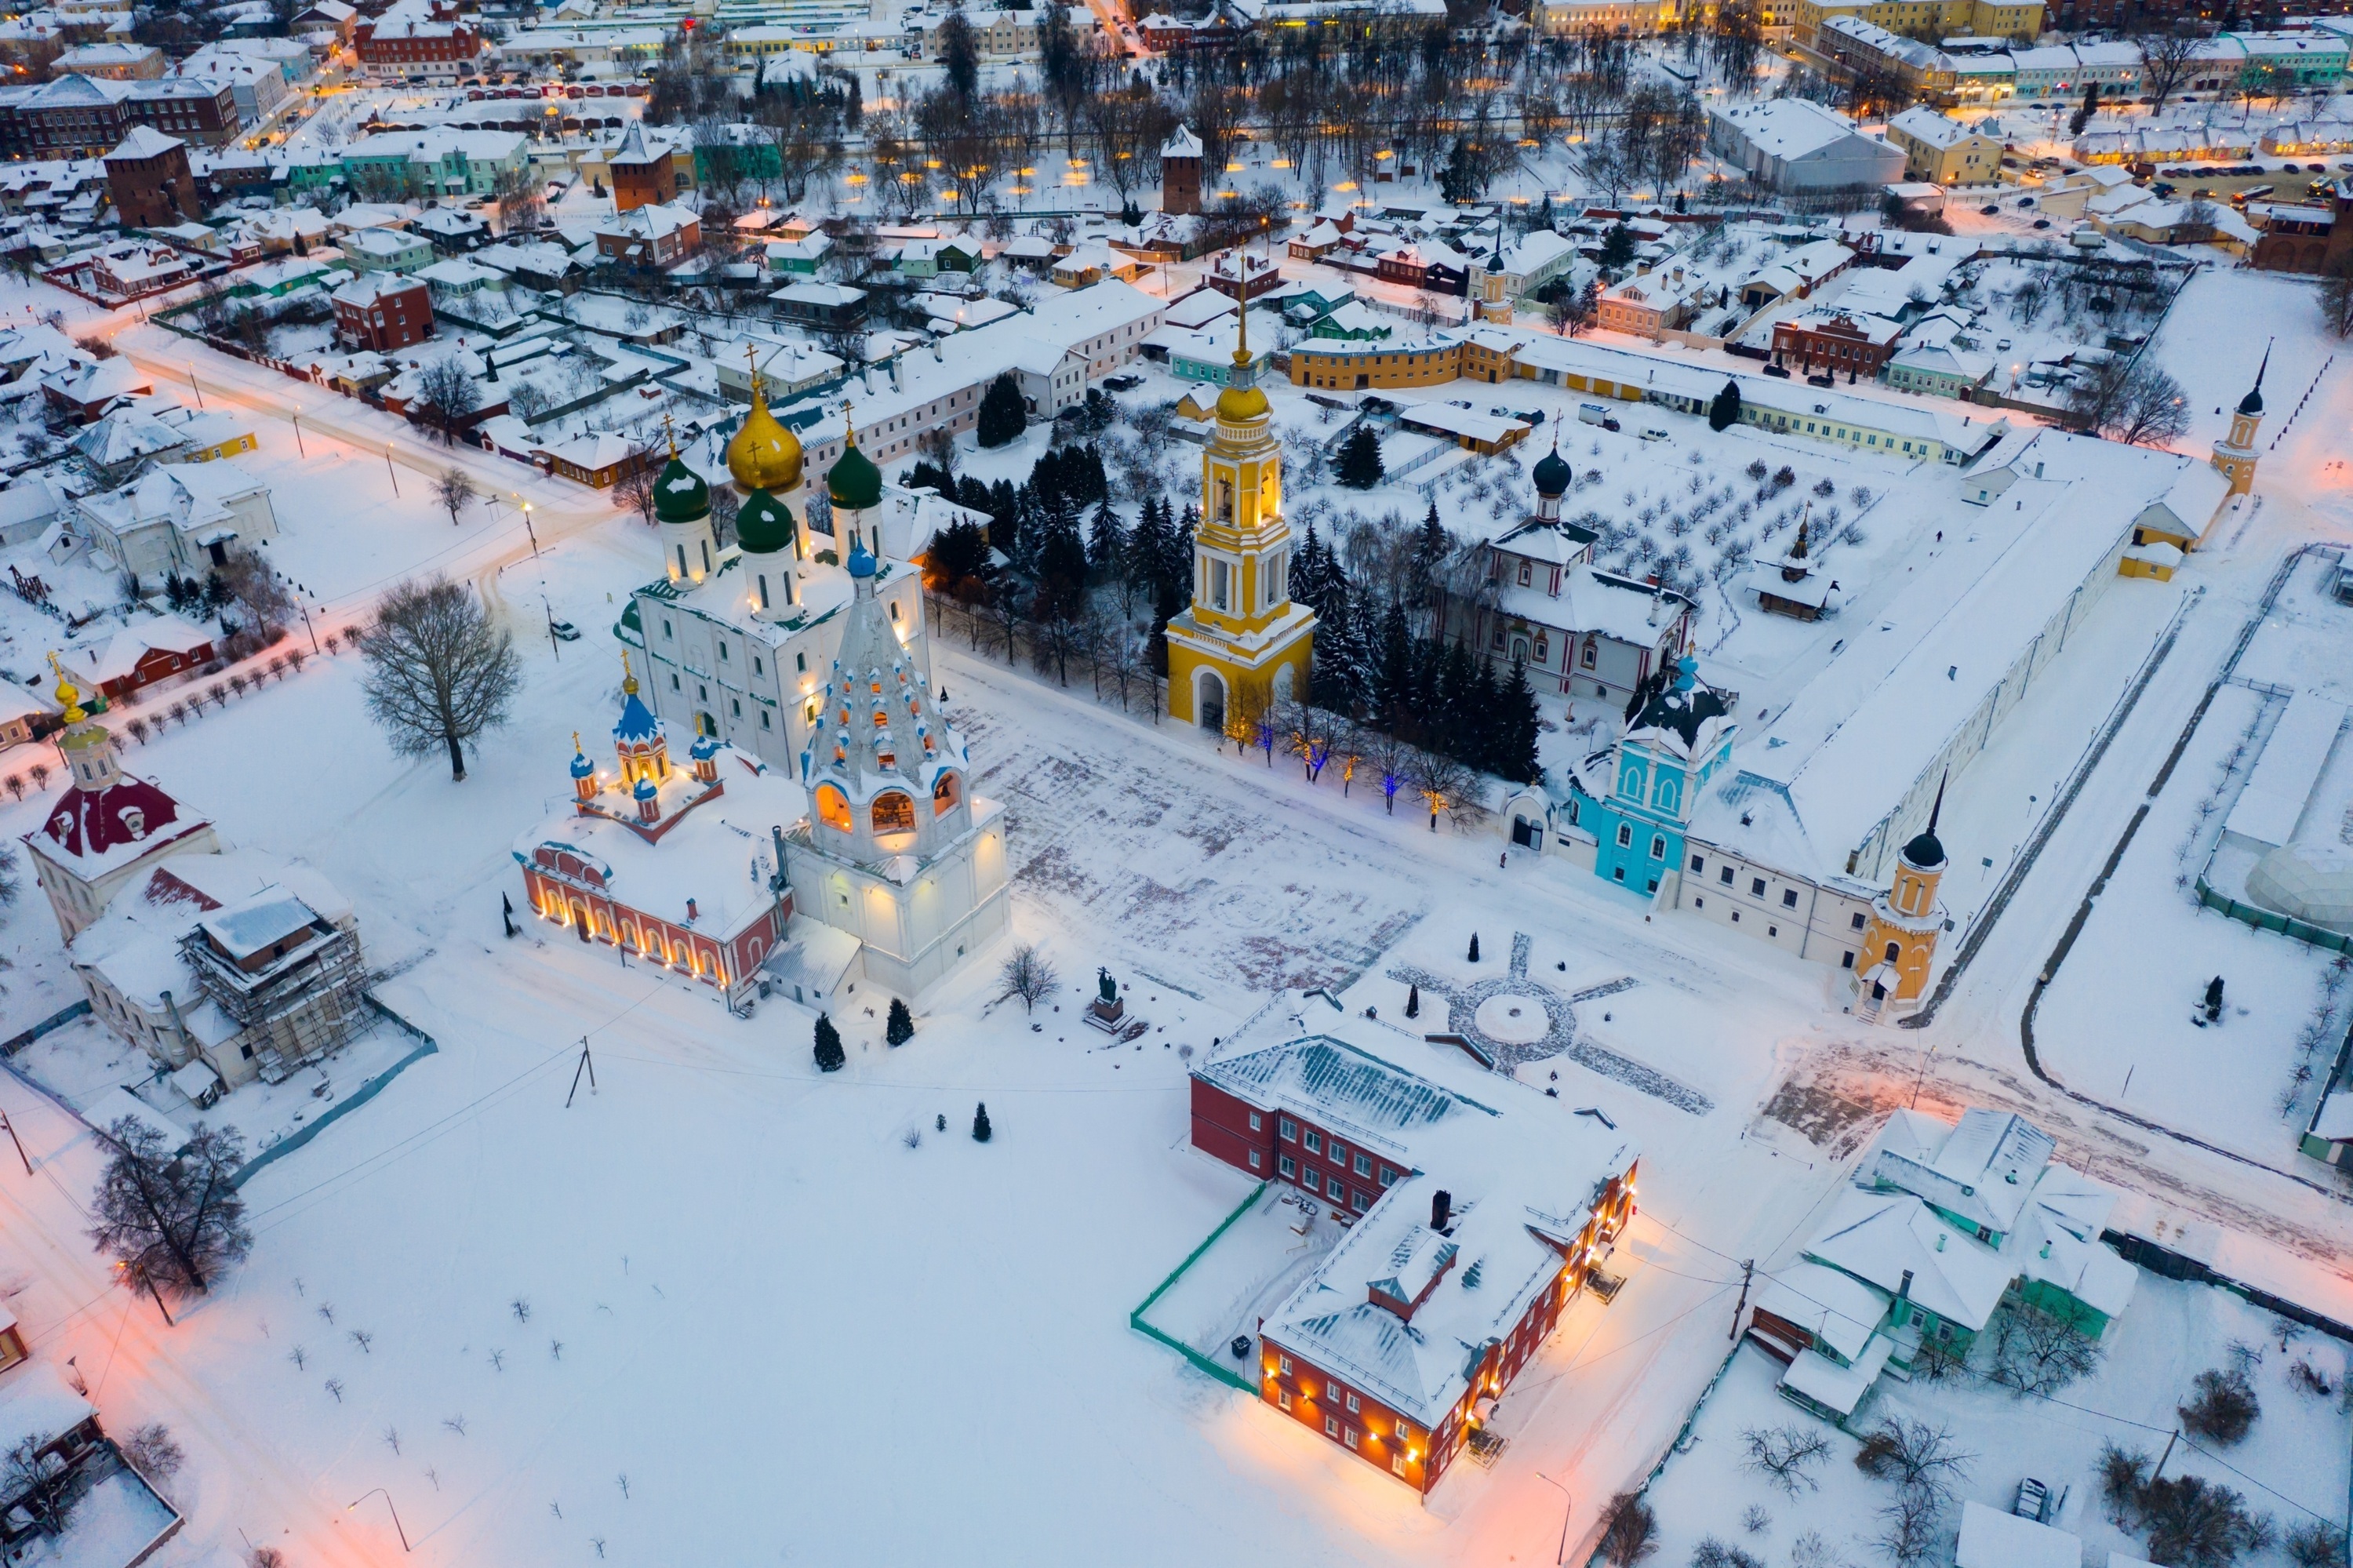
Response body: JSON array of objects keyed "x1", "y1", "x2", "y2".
[
  {"x1": 1532, "y1": 443, "x2": 1572, "y2": 498},
  {"x1": 827, "y1": 429, "x2": 883, "y2": 512},
  {"x1": 736, "y1": 488, "x2": 797, "y2": 555},
  {"x1": 653, "y1": 453, "x2": 709, "y2": 524}
]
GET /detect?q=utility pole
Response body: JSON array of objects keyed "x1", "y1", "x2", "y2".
[
  {"x1": 565, "y1": 1036, "x2": 596, "y2": 1108},
  {"x1": 2151, "y1": 1428, "x2": 2179, "y2": 1483},
  {"x1": 544, "y1": 595, "x2": 561, "y2": 660},
  {"x1": 384, "y1": 442, "x2": 399, "y2": 497},
  {"x1": 0, "y1": 1110, "x2": 27, "y2": 1177},
  {"x1": 1729, "y1": 1258, "x2": 1755, "y2": 1341}
]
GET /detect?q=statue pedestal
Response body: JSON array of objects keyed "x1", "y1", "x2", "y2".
[{"x1": 1084, "y1": 995, "x2": 1128, "y2": 1034}]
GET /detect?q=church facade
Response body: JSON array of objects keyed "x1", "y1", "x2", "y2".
[{"x1": 1164, "y1": 313, "x2": 1316, "y2": 735}]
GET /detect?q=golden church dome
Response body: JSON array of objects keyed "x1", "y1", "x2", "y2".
[
  {"x1": 1215, "y1": 380, "x2": 1269, "y2": 423},
  {"x1": 725, "y1": 372, "x2": 803, "y2": 494}
]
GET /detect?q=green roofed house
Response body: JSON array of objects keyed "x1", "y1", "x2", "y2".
[{"x1": 1747, "y1": 1107, "x2": 2137, "y2": 1425}]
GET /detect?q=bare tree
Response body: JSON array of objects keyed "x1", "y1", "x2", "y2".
[
  {"x1": 1741, "y1": 1424, "x2": 1831, "y2": 1497},
  {"x1": 1407, "y1": 747, "x2": 1476, "y2": 833},
  {"x1": 435, "y1": 466, "x2": 478, "y2": 526},
  {"x1": 89, "y1": 1118, "x2": 252, "y2": 1297},
  {"x1": 1598, "y1": 1492, "x2": 1660, "y2": 1566},
  {"x1": 1853, "y1": 1418, "x2": 1973, "y2": 1501},
  {"x1": 613, "y1": 454, "x2": 661, "y2": 527},
  {"x1": 216, "y1": 549, "x2": 294, "y2": 642},
  {"x1": 1362, "y1": 727, "x2": 1416, "y2": 814},
  {"x1": 2065, "y1": 357, "x2": 2189, "y2": 448},
  {"x1": 2137, "y1": 30, "x2": 2202, "y2": 112},
  {"x1": 2179, "y1": 1366, "x2": 2260, "y2": 1445},
  {"x1": 119, "y1": 1423, "x2": 184, "y2": 1490},
  {"x1": 1, "y1": 1433, "x2": 80, "y2": 1537},
  {"x1": 412, "y1": 358, "x2": 482, "y2": 447},
  {"x1": 995, "y1": 944, "x2": 1058, "y2": 1015},
  {"x1": 1991, "y1": 1303, "x2": 2104, "y2": 1396},
  {"x1": 2140, "y1": 1475, "x2": 2272, "y2": 1568},
  {"x1": 356, "y1": 576, "x2": 522, "y2": 782},
  {"x1": 2322, "y1": 253, "x2": 2353, "y2": 340},
  {"x1": 1875, "y1": 1484, "x2": 1943, "y2": 1568}
]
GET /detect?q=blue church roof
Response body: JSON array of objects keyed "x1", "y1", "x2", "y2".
[
  {"x1": 614, "y1": 689, "x2": 663, "y2": 744},
  {"x1": 689, "y1": 733, "x2": 721, "y2": 760},
  {"x1": 569, "y1": 748, "x2": 595, "y2": 780},
  {"x1": 846, "y1": 540, "x2": 877, "y2": 579}
]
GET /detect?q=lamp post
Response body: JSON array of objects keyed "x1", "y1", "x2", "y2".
[
  {"x1": 291, "y1": 412, "x2": 305, "y2": 457},
  {"x1": 543, "y1": 594, "x2": 560, "y2": 660},
  {"x1": 1536, "y1": 1473, "x2": 1573, "y2": 1566},
  {"x1": 384, "y1": 442, "x2": 399, "y2": 497},
  {"x1": 347, "y1": 1488, "x2": 411, "y2": 1552},
  {"x1": 187, "y1": 364, "x2": 202, "y2": 409},
  {"x1": 521, "y1": 500, "x2": 539, "y2": 557},
  {"x1": 297, "y1": 596, "x2": 319, "y2": 656}
]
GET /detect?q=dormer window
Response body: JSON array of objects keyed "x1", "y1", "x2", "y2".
[{"x1": 122, "y1": 807, "x2": 144, "y2": 839}]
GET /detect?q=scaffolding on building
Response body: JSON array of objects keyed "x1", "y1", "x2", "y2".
[{"x1": 177, "y1": 896, "x2": 369, "y2": 1085}]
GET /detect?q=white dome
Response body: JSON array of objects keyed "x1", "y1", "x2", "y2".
[{"x1": 2246, "y1": 842, "x2": 2353, "y2": 932}]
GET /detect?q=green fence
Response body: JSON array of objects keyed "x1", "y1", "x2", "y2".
[
  {"x1": 2195, "y1": 874, "x2": 2353, "y2": 955},
  {"x1": 1128, "y1": 1179, "x2": 1269, "y2": 1395}
]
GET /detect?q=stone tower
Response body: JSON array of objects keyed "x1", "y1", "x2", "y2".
[
  {"x1": 653, "y1": 424, "x2": 716, "y2": 588},
  {"x1": 1854, "y1": 776, "x2": 1952, "y2": 1022},
  {"x1": 1160, "y1": 123, "x2": 1204, "y2": 216},
  {"x1": 2211, "y1": 340, "x2": 2268, "y2": 498},
  {"x1": 1163, "y1": 307, "x2": 1317, "y2": 733}
]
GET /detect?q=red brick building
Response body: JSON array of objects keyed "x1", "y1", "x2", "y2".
[
  {"x1": 355, "y1": 0, "x2": 482, "y2": 81},
  {"x1": 1773, "y1": 310, "x2": 1902, "y2": 380},
  {"x1": 331, "y1": 272, "x2": 435, "y2": 353},
  {"x1": 1188, "y1": 1002, "x2": 1639, "y2": 1493},
  {"x1": 102, "y1": 126, "x2": 198, "y2": 230},
  {"x1": 595, "y1": 202, "x2": 700, "y2": 270},
  {"x1": 0, "y1": 72, "x2": 237, "y2": 160},
  {"x1": 1159, "y1": 123, "x2": 1203, "y2": 216},
  {"x1": 605, "y1": 122, "x2": 675, "y2": 215},
  {"x1": 2250, "y1": 189, "x2": 2352, "y2": 275}
]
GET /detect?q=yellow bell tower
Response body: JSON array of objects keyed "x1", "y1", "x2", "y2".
[
  {"x1": 1853, "y1": 775, "x2": 1953, "y2": 1024},
  {"x1": 2210, "y1": 340, "x2": 2268, "y2": 499},
  {"x1": 1165, "y1": 308, "x2": 1317, "y2": 737}
]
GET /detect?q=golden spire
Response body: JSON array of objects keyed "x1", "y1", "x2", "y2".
[
  {"x1": 663, "y1": 412, "x2": 676, "y2": 460},
  {"x1": 573, "y1": 729, "x2": 583, "y2": 754},
  {"x1": 620, "y1": 650, "x2": 638, "y2": 696},
  {"x1": 1232, "y1": 287, "x2": 1249, "y2": 370},
  {"x1": 744, "y1": 343, "x2": 766, "y2": 413},
  {"x1": 46, "y1": 652, "x2": 82, "y2": 725},
  {"x1": 842, "y1": 399, "x2": 857, "y2": 449}
]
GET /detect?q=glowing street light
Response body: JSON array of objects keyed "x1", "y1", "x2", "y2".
[{"x1": 348, "y1": 1488, "x2": 412, "y2": 1552}]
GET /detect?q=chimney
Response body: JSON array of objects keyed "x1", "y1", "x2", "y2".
[
  {"x1": 1897, "y1": 1268, "x2": 1913, "y2": 1301},
  {"x1": 686, "y1": 897, "x2": 698, "y2": 922},
  {"x1": 771, "y1": 824, "x2": 791, "y2": 894},
  {"x1": 1431, "y1": 1189, "x2": 1452, "y2": 1232}
]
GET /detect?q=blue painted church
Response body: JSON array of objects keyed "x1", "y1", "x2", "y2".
[{"x1": 1562, "y1": 657, "x2": 1737, "y2": 897}]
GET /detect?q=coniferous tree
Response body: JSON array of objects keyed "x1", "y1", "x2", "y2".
[
  {"x1": 886, "y1": 998, "x2": 915, "y2": 1046},
  {"x1": 1708, "y1": 379, "x2": 1742, "y2": 432},
  {"x1": 1033, "y1": 506, "x2": 1089, "y2": 622},
  {"x1": 1467, "y1": 933, "x2": 1481, "y2": 962},
  {"x1": 1497, "y1": 657, "x2": 1544, "y2": 784},
  {"x1": 972, "y1": 1101, "x2": 993, "y2": 1142},
  {"x1": 1406, "y1": 983, "x2": 1420, "y2": 1018},
  {"x1": 1373, "y1": 599, "x2": 1415, "y2": 731},
  {"x1": 1086, "y1": 498, "x2": 1128, "y2": 584},
  {"x1": 1334, "y1": 424, "x2": 1384, "y2": 489},
  {"x1": 1129, "y1": 493, "x2": 1173, "y2": 606},
  {"x1": 813, "y1": 1013, "x2": 846, "y2": 1072},
  {"x1": 987, "y1": 478, "x2": 1020, "y2": 555},
  {"x1": 976, "y1": 373, "x2": 1026, "y2": 447},
  {"x1": 955, "y1": 474, "x2": 993, "y2": 518}
]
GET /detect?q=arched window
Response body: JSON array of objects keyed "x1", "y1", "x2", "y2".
[
  {"x1": 933, "y1": 772, "x2": 962, "y2": 816},
  {"x1": 1885, "y1": 940, "x2": 1900, "y2": 964},
  {"x1": 872, "y1": 791, "x2": 915, "y2": 834},
  {"x1": 815, "y1": 784, "x2": 853, "y2": 834}
]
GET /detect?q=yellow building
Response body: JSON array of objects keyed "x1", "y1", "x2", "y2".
[
  {"x1": 2210, "y1": 347, "x2": 2266, "y2": 499},
  {"x1": 1289, "y1": 338, "x2": 1463, "y2": 392},
  {"x1": 1885, "y1": 107, "x2": 2004, "y2": 184},
  {"x1": 1852, "y1": 785, "x2": 1950, "y2": 1022},
  {"x1": 1790, "y1": 0, "x2": 2041, "y2": 48},
  {"x1": 1165, "y1": 315, "x2": 1316, "y2": 737}
]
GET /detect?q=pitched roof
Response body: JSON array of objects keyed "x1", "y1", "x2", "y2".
[{"x1": 104, "y1": 126, "x2": 184, "y2": 163}]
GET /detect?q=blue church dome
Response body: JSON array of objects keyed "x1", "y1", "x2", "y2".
[
  {"x1": 614, "y1": 688, "x2": 662, "y2": 744},
  {"x1": 569, "y1": 741, "x2": 594, "y2": 780},
  {"x1": 689, "y1": 733, "x2": 721, "y2": 760},
  {"x1": 632, "y1": 775, "x2": 658, "y2": 802},
  {"x1": 846, "y1": 540, "x2": 877, "y2": 579}
]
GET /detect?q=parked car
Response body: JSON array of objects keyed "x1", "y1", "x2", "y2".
[
  {"x1": 1762, "y1": 362, "x2": 1791, "y2": 378},
  {"x1": 549, "y1": 619, "x2": 580, "y2": 642}
]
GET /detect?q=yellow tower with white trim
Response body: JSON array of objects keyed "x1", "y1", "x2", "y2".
[{"x1": 1165, "y1": 308, "x2": 1316, "y2": 737}]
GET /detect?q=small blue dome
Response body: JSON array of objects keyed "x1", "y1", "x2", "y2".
[
  {"x1": 569, "y1": 748, "x2": 594, "y2": 779},
  {"x1": 689, "y1": 733, "x2": 721, "y2": 759},
  {"x1": 632, "y1": 775, "x2": 658, "y2": 801},
  {"x1": 1672, "y1": 655, "x2": 1697, "y2": 693},
  {"x1": 846, "y1": 540, "x2": 877, "y2": 578}
]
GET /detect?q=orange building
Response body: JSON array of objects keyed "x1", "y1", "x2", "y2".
[{"x1": 1852, "y1": 780, "x2": 1951, "y2": 1021}]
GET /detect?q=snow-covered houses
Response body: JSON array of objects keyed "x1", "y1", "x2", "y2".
[
  {"x1": 1747, "y1": 1107, "x2": 2137, "y2": 1425},
  {"x1": 1190, "y1": 995, "x2": 1638, "y2": 1493}
]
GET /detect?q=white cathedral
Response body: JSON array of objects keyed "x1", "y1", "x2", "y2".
[{"x1": 609, "y1": 380, "x2": 1008, "y2": 999}]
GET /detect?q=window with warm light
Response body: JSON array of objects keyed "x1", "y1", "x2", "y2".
[{"x1": 815, "y1": 785, "x2": 853, "y2": 835}]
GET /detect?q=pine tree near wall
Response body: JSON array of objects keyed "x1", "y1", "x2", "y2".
[
  {"x1": 1334, "y1": 424, "x2": 1385, "y2": 489},
  {"x1": 886, "y1": 998, "x2": 915, "y2": 1046},
  {"x1": 972, "y1": 1101, "x2": 993, "y2": 1142},
  {"x1": 1709, "y1": 379, "x2": 1742, "y2": 432},
  {"x1": 1406, "y1": 983, "x2": 1420, "y2": 1018},
  {"x1": 1467, "y1": 933, "x2": 1481, "y2": 962},
  {"x1": 813, "y1": 1013, "x2": 846, "y2": 1072},
  {"x1": 976, "y1": 373, "x2": 1026, "y2": 449}
]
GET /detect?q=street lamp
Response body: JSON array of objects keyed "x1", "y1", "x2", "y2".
[
  {"x1": 384, "y1": 442, "x2": 399, "y2": 497},
  {"x1": 1536, "y1": 1472, "x2": 1573, "y2": 1566},
  {"x1": 347, "y1": 1488, "x2": 411, "y2": 1552},
  {"x1": 520, "y1": 500, "x2": 539, "y2": 557}
]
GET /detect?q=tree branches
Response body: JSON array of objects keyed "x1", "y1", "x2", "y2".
[
  {"x1": 355, "y1": 576, "x2": 521, "y2": 782},
  {"x1": 89, "y1": 1118, "x2": 251, "y2": 1297}
]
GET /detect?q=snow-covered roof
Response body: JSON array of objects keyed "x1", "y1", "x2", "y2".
[
  {"x1": 1956, "y1": 1503, "x2": 2082, "y2": 1568},
  {"x1": 85, "y1": 1086, "x2": 188, "y2": 1152},
  {"x1": 2002, "y1": 1162, "x2": 2137, "y2": 1321},
  {"x1": 1802, "y1": 1188, "x2": 2013, "y2": 1333},
  {"x1": 1779, "y1": 1333, "x2": 1893, "y2": 1417},
  {"x1": 69, "y1": 613, "x2": 212, "y2": 687},
  {"x1": 0, "y1": 1362, "x2": 95, "y2": 1456},
  {"x1": 1755, "y1": 1258, "x2": 1886, "y2": 1362},
  {"x1": 104, "y1": 125, "x2": 183, "y2": 163},
  {"x1": 27, "y1": 766, "x2": 206, "y2": 878},
  {"x1": 1205, "y1": 998, "x2": 1637, "y2": 1429},
  {"x1": 1709, "y1": 98, "x2": 1871, "y2": 162},
  {"x1": 1886, "y1": 108, "x2": 1985, "y2": 151},
  {"x1": 2224, "y1": 691, "x2": 2344, "y2": 852},
  {"x1": 1865, "y1": 1106, "x2": 2055, "y2": 1237}
]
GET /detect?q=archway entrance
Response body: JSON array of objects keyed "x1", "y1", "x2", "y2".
[{"x1": 1197, "y1": 669, "x2": 1227, "y2": 734}]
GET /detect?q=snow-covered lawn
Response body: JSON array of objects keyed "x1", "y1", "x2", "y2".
[{"x1": 1642, "y1": 1276, "x2": 2350, "y2": 1568}]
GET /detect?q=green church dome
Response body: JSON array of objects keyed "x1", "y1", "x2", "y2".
[
  {"x1": 736, "y1": 488, "x2": 796, "y2": 555},
  {"x1": 653, "y1": 453, "x2": 710, "y2": 525},
  {"x1": 827, "y1": 436, "x2": 882, "y2": 512}
]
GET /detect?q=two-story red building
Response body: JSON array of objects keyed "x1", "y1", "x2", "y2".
[
  {"x1": 1188, "y1": 1001, "x2": 1639, "y2": 1493},
  {"x1": 330, "y1": 272, "x2": 435, "y2": 353},
  {"x1": 1772, "y1": 310, "x2": 1901, "y2": 381},
  {"x1": 355, "y1": 0, "x2": 481, "y2": 80}
]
